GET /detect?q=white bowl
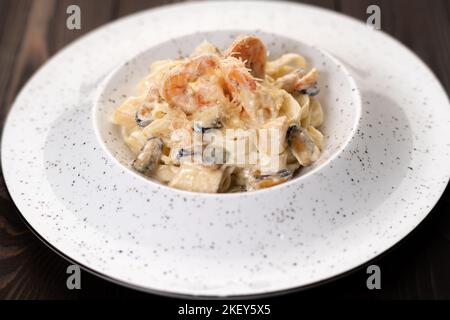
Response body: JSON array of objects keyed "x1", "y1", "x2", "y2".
[{"x1": 93, "y1": 30, "x2": 362, "y2": 192}]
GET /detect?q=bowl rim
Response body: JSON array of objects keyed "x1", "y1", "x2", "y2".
[{"x1": 92, "y1": 29, "x2": 362, "y2": 197}]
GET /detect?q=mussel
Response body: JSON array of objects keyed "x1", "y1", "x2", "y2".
[
  {"x1": 192, "y1": 105, "x2": 224, "y2": 133},
  {"x1": 174, "y1": 145, "x2": 227, "y2": 169},
  {"x1": 193, "y1": 120, "x2": 223, "y2": 133},
  {"x1": 202, "y1": 145, "x2": 228, "y2": 168},
  {"x1": 132, "y1": 137, "x2": 163, "y2": 175},
  {"x1": 247, "y1": 169, "x2": 294, "y2": 190},
  {"x1": 275, "y1": 68, "x2": 319, "y2": 94},
  {"x1": 286, "y1": 124, "x2": 318, "y2": 166},
  {"x1": 176, "y1": 148, "x2": 196, "y2": 159},
  {"x1": 298, "y1": 84, "x2": 320, "y2": 96},
  {"x1": 135, "y1": 104, "x2": 153, "y2": 127}
]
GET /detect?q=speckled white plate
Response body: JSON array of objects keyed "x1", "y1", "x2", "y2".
[{"x1": 2, "y1": 1, "x2": 450, "y2": 298}]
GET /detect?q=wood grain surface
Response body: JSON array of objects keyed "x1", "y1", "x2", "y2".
[{"x1": 0, "y1": 0, "x2": 449, "y2": 300}]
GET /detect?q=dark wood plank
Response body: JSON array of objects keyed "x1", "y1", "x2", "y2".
[
  {"x1": 115, "y1": 0, "x2": 187, "y2": 17},
  {"x1": 338, "y1": 0, "x2": 450, "y2": 93},
  {"x1": 3, "y1": 0, "x2": 55, "y2": 113},
  {"x1": 0, "y1": 0, "x2": 116, "y2": 300},
  {"x1": 47, "y1": 0, "x2": 118, "y2": 54},
  {"x1": 0, "y1": 0, "x2": 449, "y2": 300},
  {"x1": 0, "y1": 0, "x2": 32, "y2": 129}
]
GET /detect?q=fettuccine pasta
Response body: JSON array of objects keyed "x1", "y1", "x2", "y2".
[{"x1": 112, "y1": 35, "x2": 324, "y2": 193}]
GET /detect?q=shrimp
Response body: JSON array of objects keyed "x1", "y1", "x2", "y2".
[
  {"x1": 224, "y1": 35, "x2": 267, "y2": 79},
  {"x1": 275, "y1": 68, "x2": 319, "y2": 93},
  {"x1": 160, "y1": 54, "x2": 225, "y2": 114},
  {"x1": 220, "y1": 57, "x2": 258, "y2": 117}
]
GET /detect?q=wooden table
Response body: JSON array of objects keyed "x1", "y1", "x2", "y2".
[{"x1": 1, "y1": 0, "x2": 449, "y2": 300}]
